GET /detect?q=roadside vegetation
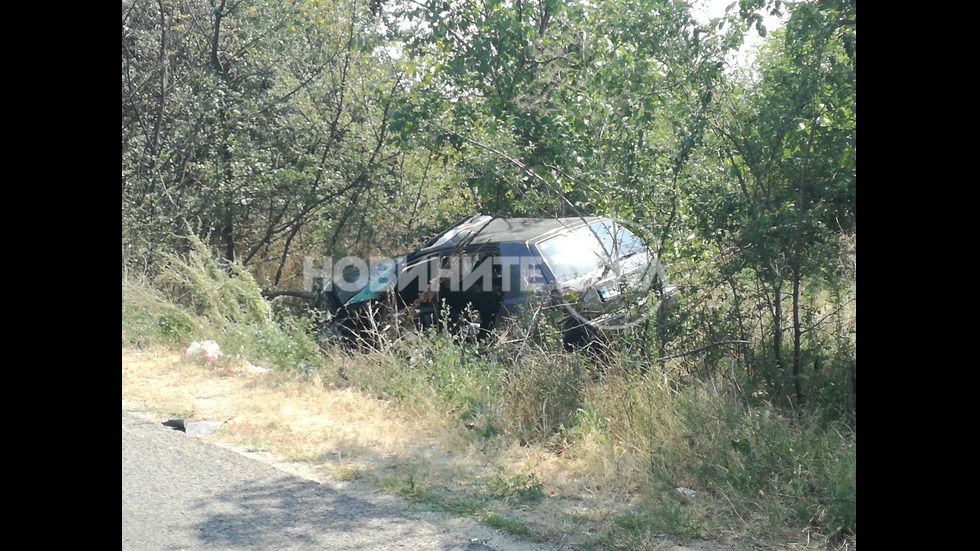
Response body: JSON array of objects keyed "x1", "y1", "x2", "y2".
[
  {"x1": 122, "y1": 228, "x2": 854, "y2": 549},
  {"x1": 123, "y1": 0, "x2": 854, "y2": 549}
]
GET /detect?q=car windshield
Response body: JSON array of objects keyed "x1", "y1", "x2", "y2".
[
  {"x1": 537, "y1": 221, "x2": 649, "y2": 284},
  {"x1": 604, "y1": 222, "x2": 646, "y2": 258},
  {"x1": 537, "y1": 222, "x2": 615, "y2": 283}
]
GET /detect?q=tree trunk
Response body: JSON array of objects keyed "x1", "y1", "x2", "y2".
[
  {"x1": 791, "y1": 267, "x2": 802, "y2": 405},
  {"x1": 791, "y1": 105, "x2": 821, "y2": 406},
  {"x1": 771, "y1": 278, "x2": 783, "y2": 375}
]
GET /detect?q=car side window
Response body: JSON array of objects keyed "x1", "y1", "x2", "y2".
[
  {"x1": 399, "y1": 254, "x2": 440, "y2": 298},
  {"x1": 440, "y1": 249, "x2": 498, "y2": 293}
]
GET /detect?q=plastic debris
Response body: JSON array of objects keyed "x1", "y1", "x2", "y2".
[
  {"x1": 243, "y1": 362, "x2": 270, "y2": 373},
  {"x1": 186, "y1": 340, "x2": 223, "y2": 362},
  {"x1": 675, "y1": 487, "x2": 697, "y2": 498}
]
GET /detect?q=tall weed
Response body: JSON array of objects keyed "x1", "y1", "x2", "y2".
[
  {"x1": 673, "y1": 382, "x2": 856, "y2": 539},
  {"x1": 154, "y1": 235, "x2": 270, "y2": 327},
  {"x1": 122, "y1": 281, "x2": 200, "y2": 346},
  {"x1": 122, "y1": 235, "x2": 325, "y2": 373},
  {"x1": 501, "y1": 352, "x2": 586, "y2": 444}
]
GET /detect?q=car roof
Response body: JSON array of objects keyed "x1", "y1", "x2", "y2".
[{"x1": 418, "y1": 215, "x2": 607, "y2": 252}]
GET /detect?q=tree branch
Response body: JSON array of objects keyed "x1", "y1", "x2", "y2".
[{"x1": 657, "y1": 340, "x2": 750, "y2": 362}]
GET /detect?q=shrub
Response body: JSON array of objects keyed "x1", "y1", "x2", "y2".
[
  {"x1": 122, "y1": 234, "x2": 325, "y2": 374},
  {"x1": 122, "y1": 281, "x2": 201, "y2": 346},
  {"x1": 154, "y1": 235, "x2": 270, "y2": 327}
]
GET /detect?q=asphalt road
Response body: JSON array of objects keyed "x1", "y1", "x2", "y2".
[{"x1": 122, "y1": 411, "x2": 548, "y2": 551}]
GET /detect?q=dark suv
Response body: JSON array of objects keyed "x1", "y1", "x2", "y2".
[{"x1": 318, "y1": 214, "x2": 677, "y2": 349}]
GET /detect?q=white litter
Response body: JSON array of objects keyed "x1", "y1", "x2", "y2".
[
  {"x1": 675, "y1": 487, "x2": 697, "y2": 498},
  {"x1": 243, "y1": 362, "x2": 270, "y2": 373},
  {"x1": 186, "y1": 340, "x2": 223, "y2": 362}
]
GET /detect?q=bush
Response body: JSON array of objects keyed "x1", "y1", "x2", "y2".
[
  {"x1": 122, "y1": 281, "x2": 201, "y2": 346},
  {"x1": 122, "y1": 235, "x2": 325, "y2": 373},
  {"x1": 154, "y1": 235, "x2": 270, "y2": 327}
]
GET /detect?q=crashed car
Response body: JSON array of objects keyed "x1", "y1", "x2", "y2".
[{"x1": 317, "y1": 214, "x2": 677, "y2": 350}]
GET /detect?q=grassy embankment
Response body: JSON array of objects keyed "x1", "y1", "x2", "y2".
[{"x1": 122, "y1": 238, "x2": 855, "y2": 550}]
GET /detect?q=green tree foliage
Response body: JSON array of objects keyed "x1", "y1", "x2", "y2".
[
  {"x1": 122, "y1": 0, "x2": 474, "y2": 284},
  {"x1": 387, "y1": 0, "x2": 726, "y2": 234},
  {"x1": 690, "y1": 0, "x2": 855, "y2": 409}
]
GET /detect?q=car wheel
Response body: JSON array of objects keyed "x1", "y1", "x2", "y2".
[{"x1": 561, "y1": 316, "x2": 608, "y2": 354}]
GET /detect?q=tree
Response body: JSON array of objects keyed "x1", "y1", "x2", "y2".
[
  {"x1": 698, "y1": 0, "x2": 855, "y2": 406},
  {"x1": 123, "y1": 0, "x2": 465, "y2": 285},
  {"x1": 386, "y1": 0, "x2": 726, "y2": 235}
]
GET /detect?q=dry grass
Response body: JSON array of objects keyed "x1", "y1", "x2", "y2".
[
  {"x1": 123, "y1": 344, "x2": 641, "y2": 547},
  {"x1": 123, "y1": 344, "x2": 455, "y2": 468},
  {"x1": 123, "y1": 343, "x2": 850, "y2": 551}
]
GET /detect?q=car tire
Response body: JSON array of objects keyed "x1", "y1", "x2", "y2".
[{"x1": 561, "y1": 316, "x2": 608, "y2": 354}]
